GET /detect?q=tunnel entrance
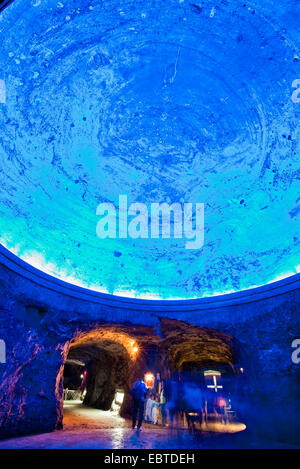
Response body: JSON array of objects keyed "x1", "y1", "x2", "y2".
[
  {"x1": 163, "y1": 362, "x2": 246, "y2": 434},
  {"x1": 60, "y1": 320, "x2": 246, "y2": 435},
  {"x1": 63, "y1": 328, "x2": 140, "y2": 420},
  {"x1": 157, "y1": 319, "x2": 247, "y2": 433}
]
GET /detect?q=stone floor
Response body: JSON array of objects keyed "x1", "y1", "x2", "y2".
[{"x1": 0, "y1": 401, "x2": 297, "y2": 449}]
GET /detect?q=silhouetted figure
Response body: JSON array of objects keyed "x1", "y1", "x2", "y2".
[
  {"x1": 160, "y1": 382, "x2": 167, "y2": 426},
  {"x1": 130, "y1": 379, "x2": 147, "y2": 430},
  {"x1": 165, "y1": 378, "x2": 180, "y2": 427},
  {"x1": 182, "y1": 380, "x2": 204, "y2": 433}
]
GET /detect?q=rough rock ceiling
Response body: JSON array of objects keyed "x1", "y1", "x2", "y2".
[
  {"x1": 68, "y1": 320, "x2": 235, "y2": 369},
  {"x1": 160, "y1": 318, "x2": 235, "y2": 370},
  {"x1": 0, "y1": 0, "x2": 299, "y2": 299}
]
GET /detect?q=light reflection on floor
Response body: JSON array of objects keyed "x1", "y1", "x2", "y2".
[
  {"x1": 0, "y1": 402, "x2": 296, "y2": 449},
  {"x1": 63, "y1": 401, "x2": 246, "y2": 434}
]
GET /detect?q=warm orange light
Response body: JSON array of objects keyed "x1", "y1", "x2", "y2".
[
  {"x1": 70, "y1": 329, "x2": 140, "y2": 360},
  {"x1": 130, "y1": 340, "x2": 139, "y2": 354},
  {"x1": 144, "y1": 372, "x2": 155, "y2": 389}
]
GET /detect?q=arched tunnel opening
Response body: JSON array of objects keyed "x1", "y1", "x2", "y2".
[
  {"x1": 60, "y1": 320, "x2": 247, "y2": 435},
  {"x1": 157, "y1": 319, "x2": 247, "y2": 433},
  {"x1": 63, "y1": 328, "x2": 138, "y2": 416},
  {"x1": 64, "y1": 344, "x2": 130, "y2": 413},
  {"x1": 61, "y1": 325, "x2": 162, "y2": 429}
]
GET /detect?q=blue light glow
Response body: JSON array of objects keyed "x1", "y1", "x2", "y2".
[{"x1": 0, "y1": 0, "x2": 299, "y2": 299}]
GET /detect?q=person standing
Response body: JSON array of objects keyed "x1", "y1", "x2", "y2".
[
  {"x1": 152, "y1": 396, "x2": 160, "y2": 424},
  {"x1": 160, "y1": 382, "x2": 167, "y2": 426},
  {"x1": 130, "y1": 379, "x2": 148, "y2": 430},
  {"x1": 145, "y1": 393, "x2": 154, "y2": 422}
]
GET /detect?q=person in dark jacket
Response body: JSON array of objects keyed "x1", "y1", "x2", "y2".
[{"x1": 130, "y1": 379, "x2": 148, "y2": 430}]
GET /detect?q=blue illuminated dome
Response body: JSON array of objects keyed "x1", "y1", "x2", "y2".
[{"x1": 0, "y1": 0, "x2": 299, "y2": 299}]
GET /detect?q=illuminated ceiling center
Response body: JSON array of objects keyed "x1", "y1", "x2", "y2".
[{"x1": 0, "y1": 0, "x2": 299, "y2": 299}]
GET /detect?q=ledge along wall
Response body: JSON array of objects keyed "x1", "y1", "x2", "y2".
[{"x1": 0, "y1": 245, "x2": 299, "y2": 444}]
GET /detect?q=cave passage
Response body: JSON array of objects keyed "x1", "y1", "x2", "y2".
[
  {"x1": 61, "y1": 322, "x2": 246, "y2": 436},
  {"x1": 63, "y1": 330, "x2": 135, "y2": 416}
]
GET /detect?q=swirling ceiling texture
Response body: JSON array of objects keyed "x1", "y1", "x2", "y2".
[{"x1": 0, "y1": 0, "x2": 299, "y2": 299}]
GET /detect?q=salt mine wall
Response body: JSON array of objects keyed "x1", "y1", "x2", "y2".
[{"x1": 0, "y1": 245, "x2": 299, "y2": 445}]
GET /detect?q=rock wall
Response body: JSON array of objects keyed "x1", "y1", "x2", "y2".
[{"x1": 0, "y1": 247, "x2": 299, "y2": 445}]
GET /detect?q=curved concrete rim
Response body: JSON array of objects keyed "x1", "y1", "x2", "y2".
[
  {"x1": 0, "y1": 244, "x2": 299, "y2": 311},
  {"x1": 0, "y1": 0, "x2": 14, "y2": 13}
]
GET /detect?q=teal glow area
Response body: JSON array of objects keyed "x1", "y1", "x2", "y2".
[{"x1": 0, "y1": 0, "x2": 299, "y2": 299}]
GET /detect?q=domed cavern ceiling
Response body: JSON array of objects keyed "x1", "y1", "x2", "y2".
[{"x1": 0, "y1": 0, "x2": 299, "y2": 299}]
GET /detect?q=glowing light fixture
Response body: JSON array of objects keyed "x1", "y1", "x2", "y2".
[
  {"x1": 204, "y1": 370, "x2": 223, "y2": 393},
  {"x1": 144, "y1": 372, "x2": 155, "y2": 389},
  {"x1": 131, "y1": 340, "x2": 139, "y2": 355}
]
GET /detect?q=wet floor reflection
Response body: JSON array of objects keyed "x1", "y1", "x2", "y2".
[{"x1": 0, "y1": 402, "x2": 296, "y2": 449}]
